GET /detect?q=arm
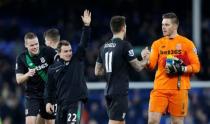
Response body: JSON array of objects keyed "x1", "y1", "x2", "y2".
[
  {"x1": 79, "y1": 9, "x2": 91, "y2": 48},
  {"x1": 124, "y1": 42, "x2": 149, "y2": 72},
  {"x1": 16, "y1": 69, "x2": 35, "y2": 84},
  {"x1": 45, "y1": 68, "x2": 56, "y2": 104},
  {"x1": 45, "y1": 67, "x2": 56, "y2": 114},
  {"x1": 185, "y1": 42, "x2": 200, "y2": 73},
  {"x1": 95, "y1": 62, "x2": 105, "y2": 76},
  {"x1": 129, "y1": 58, "x2": 148, "y2": 72},
  {"x1": 15, "y1": 55, "x2": 35, "y2": 84},
  {"x1": 146, "y1": 41, "x2": 159, "y2": 70}
]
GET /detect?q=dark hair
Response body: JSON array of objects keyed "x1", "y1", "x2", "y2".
[
  {"x1": 57, "y1": 40, "x2": 70, "y2": 52},
  {"x1": 162, "y1": 12, "x2": 179, "y2": 26},
  {"x1": 110, "y1": 16, "x2": 126, "y2": 33},
  {"x1": 24, "y1": 32, "x2": 37, "y2": 43},
  {"x1": 44, "y1": 28, "x2": 60, "y2": 42}
]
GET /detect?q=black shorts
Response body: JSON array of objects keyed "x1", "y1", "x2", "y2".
[
  {"x1": 25, "y1": 98, "x2": 55, "y2": 119},
  {"x1": 56, "y1": 101, "x2": 83, "y2": 124},
  {"x1": 105, "y1": 95, "x2": 128, "y2": 121}
]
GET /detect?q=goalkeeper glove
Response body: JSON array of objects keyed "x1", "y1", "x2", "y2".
[{"x1": 165, "y1": 56, "x2": 186, "y2": 75}]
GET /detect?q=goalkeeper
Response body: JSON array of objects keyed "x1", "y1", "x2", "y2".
[{"x1": 141, "y1": 12, "x2": 200, "y2": 124}]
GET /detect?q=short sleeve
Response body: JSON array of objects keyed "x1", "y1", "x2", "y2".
[
  {"x1": 123, "y1": 41, "x2": 136, "y2": 62},
  {"x1": 96, "y1": 48, "x2": 103, "y2": 63},
  {"x1": 15, "y1": 55, "x2": 27, "y2": 74}
]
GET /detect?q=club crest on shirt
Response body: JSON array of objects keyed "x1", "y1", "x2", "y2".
[
  {"x1": 176, "y1": 43, "x2": 182, "y2": 50},
  {"x1": 128, "y1": 49, "x2": 134, "y2": 56},
  {"x1": 40, "y1": 57, "x2": 46, "y2": 63}
]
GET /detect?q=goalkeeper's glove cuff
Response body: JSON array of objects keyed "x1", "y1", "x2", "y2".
[{"x1": 182, "y1": 66, "x2": 187, "y2": 73}]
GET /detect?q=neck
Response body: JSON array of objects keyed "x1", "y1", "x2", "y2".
[
  {"x1": 28, "y1": 50, "x2": 39, "y2": 57},
  {"x1": 113, "y1": 32, "x2": 124, "y2": 40},
  {"x1": 168, "y1": 30, "x2": 178, "y2": 39},
  {"x1": 52, "y1": 42, "x2": 59, "y2": 49}
]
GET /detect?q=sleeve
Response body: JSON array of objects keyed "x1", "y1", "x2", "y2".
[
  {"x1": 185, "y1": 41, "x2": 200, "y2": 73},
  {"x1": 45, "y1": 67, "x2": 56, "y2": 104},
  {"x1": 15, "y1": 55, "x2": 27, "y2": 74},
  {"x1": 76, "y1": 26, "x2": 91, "y2": 58},
  {"x1": 147, "y1": 41, "x2": 159, "y2": 70},
  {"x1": 96, "y1": 48, "x2": 103, "y2": 64},
  {"x1": 123, "y1": 41, "x2": 137, "y2": 62}
]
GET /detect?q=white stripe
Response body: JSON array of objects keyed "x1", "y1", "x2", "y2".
[{"x1": 87, "y1": 81, "x2": 210, "y2": 90}]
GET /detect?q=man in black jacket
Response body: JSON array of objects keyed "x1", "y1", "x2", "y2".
[{"x1": 45, "y1": 9, "x2": 91, "y2": 124}]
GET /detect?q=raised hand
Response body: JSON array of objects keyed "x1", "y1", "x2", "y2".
[{"x1": 81, "y1": 9, "x2": 91, "y2": 26}]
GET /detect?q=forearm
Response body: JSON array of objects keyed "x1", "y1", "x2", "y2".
[
  {"x1": 45, "y1": 87, "x2": 56, "y2": 103},
  {"x1": 95, "y1": 62, "x2": 105, "y2": 76},
  {"x1": 95, "y1": 68, "x2": 105, "y2": 76},
  {"x1": 79, "y1": 26, "x2": 91, "y2": 48},
  {"x1": 16, "y1": 74, "x2": 29, "y2": 84},
  {"x1": 130, "y1": 59, "x2": 147, "y2": 72},
  {"x1": 185, "y1": 64, "x2": 200, "y2": 73}
]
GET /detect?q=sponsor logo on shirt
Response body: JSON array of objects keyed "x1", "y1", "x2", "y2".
[
  {"x1": 160, "y1": 49, "x2": 181, "y2": 55},
  {"x1": 35, "y1": 63, "x2": 48, "y2": 71}
]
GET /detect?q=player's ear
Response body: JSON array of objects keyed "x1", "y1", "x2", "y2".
[
  {"x1": 24, "y1": 40, "x2": 28, "y2": 48},
  {"x1": 122, "y1": 25, "x2": 126, "y2": 32}
]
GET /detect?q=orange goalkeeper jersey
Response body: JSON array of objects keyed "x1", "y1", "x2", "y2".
[{"x1": 148, "y1": 34, "x2": 200, "y2": 89}]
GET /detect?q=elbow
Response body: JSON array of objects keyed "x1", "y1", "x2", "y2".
[
  {"x1": 16, "y1": 79, "x2": 21, "y2": 84},
  {"x1": 194, "y1": 65, "x2": 200, "y2": 73},
  {"x1": 16, "y1": 78, "x2": 24, "y2": 84}
]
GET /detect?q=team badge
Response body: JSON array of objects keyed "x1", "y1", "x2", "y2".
[
  {"x1": 40, "y1": 57, "x2": 46, "y2": 63},
  {"x1": 128, "y1": 49, "x2": 134, "y2": 56}
]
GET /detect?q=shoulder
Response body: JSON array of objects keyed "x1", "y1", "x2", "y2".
[
  {"x1": 151, "y1": 37, "x2": 164, "y2": 47},
  {"x1": 41, "y1": 46, "x2": 56, "y2": 53},
  {"x1": 178, "y1": 35, "x2": 195, "y2": 46},
  {"x1": 16, "y1": 51, "x2": 27, "y2": 60},
  {"x1": 121, "y1": 40, "x2": 132, "y2": 47},
  {"x1": 48, "y1": 61, "x2": 62, "y2": 71},
  {"x1": 41, "y1": 46, "x2": 56, "y2": 57}
]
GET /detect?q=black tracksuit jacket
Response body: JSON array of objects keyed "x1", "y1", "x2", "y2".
[{"x1": 45, "y1": 26, "x2": 90, "y2": 106}]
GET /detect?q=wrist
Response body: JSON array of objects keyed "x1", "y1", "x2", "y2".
[{"x1": 182, "y1": 66, "x2": 187, "y2": 73}]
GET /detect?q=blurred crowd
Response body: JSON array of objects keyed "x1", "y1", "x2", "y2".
[{"x1": 0, "y1": 0, "x2": 210, "y2": 123}]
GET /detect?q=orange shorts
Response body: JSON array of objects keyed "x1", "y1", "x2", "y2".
[{"x1": 149, "y1": 89, "x2": 188, "y2": 117}]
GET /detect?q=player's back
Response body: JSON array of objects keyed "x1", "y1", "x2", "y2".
[{"x1": 99, "y1": 38, "x2": 133, "y2": 96}]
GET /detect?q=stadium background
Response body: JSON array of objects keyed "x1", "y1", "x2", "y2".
[{"x1": 0, "y1": 0, "x2": 210, "y2": 123}]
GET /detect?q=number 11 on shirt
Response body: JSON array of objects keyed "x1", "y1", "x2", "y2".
[{"x1": 105, "y1": 51, "x2": 113, "y2": 73}]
